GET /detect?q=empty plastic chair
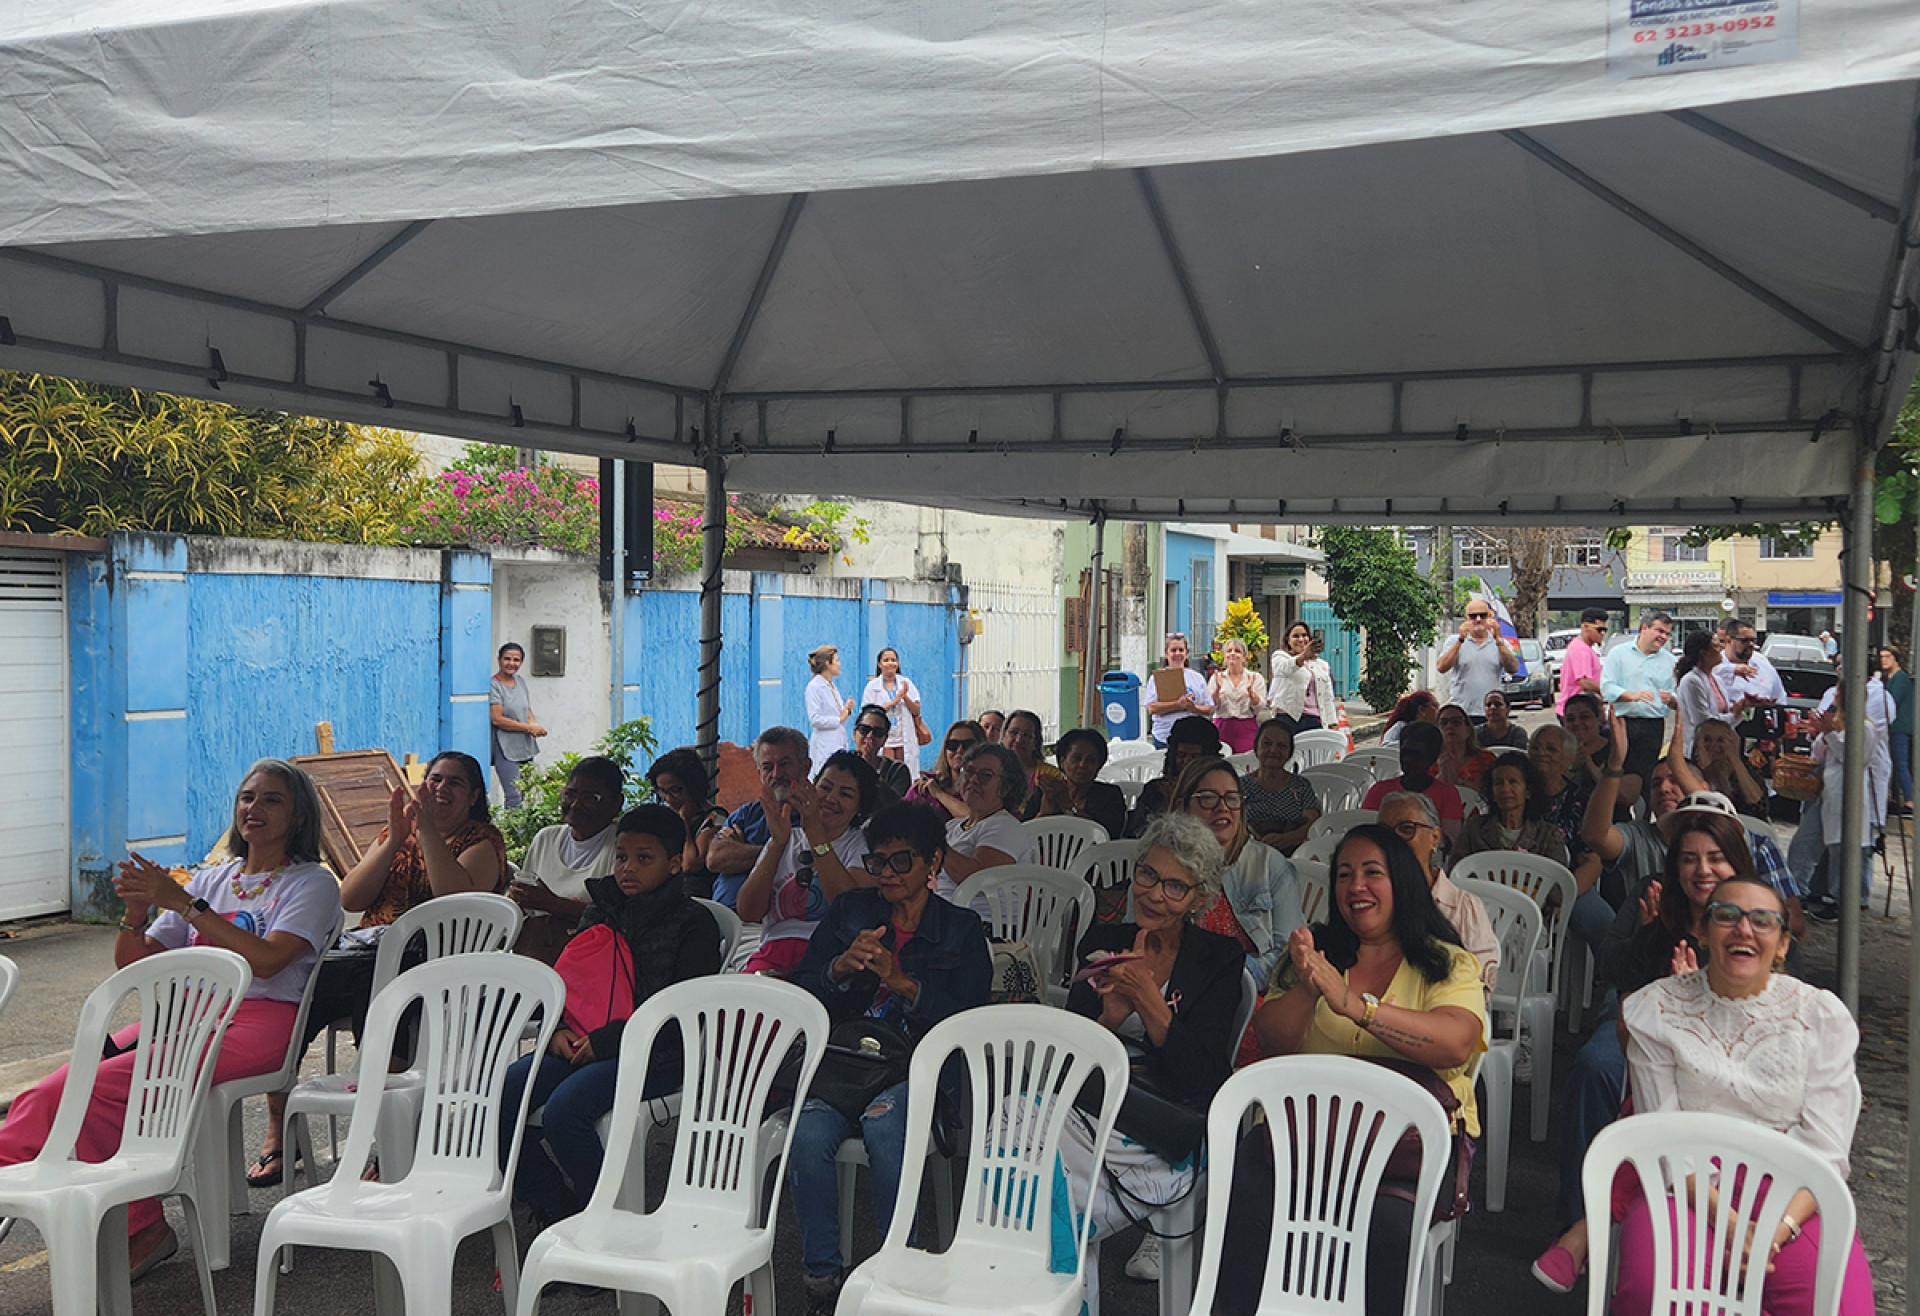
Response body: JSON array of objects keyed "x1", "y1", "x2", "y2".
[
  {"x1": 1022, "y1": 816, "x2": 1111, "y2": 874},
  {"x1": 1289, "y1": 729, "x2": 1349, "y2": 769},
  {"x1": 254, "y1": 954, "x2": 564, "y2": 1316},
  {"x1": 0, "y1": 948, "x2": 250, "y2": 1316},
  {"x1": 1298, "y1": 765, "x2": 1363, "y2": 815},
  {"x1": 516, "y1": 977, "x2": 830, "y2": 1315},
  {"x1": 1309, "y1": 807, "x2": 1379, "y2": 841},
  {"x1": 1448, "y1": 876, "x2": 1543, "y2": 1213},
  {"x1": 838, "y1": 1006, "x2": 1130, "y2": 1316}
]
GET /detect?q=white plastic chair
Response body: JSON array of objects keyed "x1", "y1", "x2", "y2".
[
  {"x1": 837, "y1": 1006, "x2": 1131, "y2": 1316},
  {"x1": 1448, "y1": 876, "x2": 1542, "y2": 1212},
  {"x1": 185, "y1": 907, "x2": 344, "y2": 1270},
  {"x1": 1112, "y1": 778, "x2": 1149, "y2": 810},
  {"x1": 1298, "y1": 765, "x2": 1363, "y2": 815},
  {"x1": 1289, "y1": 729, "x2": 1349, "y2": 769},
  {"x1": 0, "y1": 948, "x2": 250, "y2": 1316},
  {"x1": 954, "y1": 865, "x2": 1097, "y2": 1001},
  {"x1": 1294, "y1": 858, "x2": 1330, "y2": 925},
  {"x1": 693, "y1": 897, "x2": 745, "y2": 965},
  {"x1": 1344, "y1": 745, "x2": 1402, "y2": 780},
  {"x1": 1292, "y1": 834, "x2": 1338, "y2": 867},
  {"x1": 1309, "y1": 808, "x2": 1379, "y2": 841},
  {"x1": 1187, "y1": 1055, "x2": 1452, "y2": 1316},
  {"x1": 1105, "y1": 739, "x2": 1157, "y2": 765},
  {"x1": 254, "y1": 954, "x2": 564, "y2": 1316},
  {"x1": 1482, "y1": 745, "x2": 1528, "y2": 760},
  {"x1": 0, "y1": 954, "x2": 18, "y2": 1018},
  {"x1": 283, "y1": 892, "x2": 523, "y2": 1189},
  {"x1": 1023, "y1": 816, "x2": 1111, "y2": 874},
  {"x1": 1315, "y1": 759, "x2": 1378, "y2": 794},
  {"x1": 1454, "y1": 786, "x2": 1485, "y2": 820},
  {"x1": 1582, "y1": 1112, "x2": 1856, "y2": 1316},
  {"x1": 1226, "y1": 751, "x2": 1259, "y2": 774},
  {"x1": 517, "y1": 977, "x2": 830, "y2": 1316},
  {"x1": 1448, "y1": 851, "x2": 1576, "y2": 1140}
]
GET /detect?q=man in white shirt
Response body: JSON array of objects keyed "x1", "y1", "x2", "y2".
[
  {"x1": 1436, "y1": 597, "x2": 1517, "y2": 720},
  {"x1": 1600, "y1": 609, "x2": 1677, "y2": 794},
  {"x1": 1145, "y1": 632, "x2": 1213, "y2": 747},
  {"x1": 1712, "y1": 622, "x2": 1786, "y2": 705}
]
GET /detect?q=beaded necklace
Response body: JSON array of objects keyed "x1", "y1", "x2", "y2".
[{"x1": 230, "y1": 862, "x2": 286, "y2": 902}]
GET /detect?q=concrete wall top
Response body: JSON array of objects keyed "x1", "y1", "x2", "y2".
[{"x1": 186, "y1": 535, "x2": 443, "y2": 582}]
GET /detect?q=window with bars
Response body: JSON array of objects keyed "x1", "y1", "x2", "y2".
[
  {"x1": 1759, "y1": 533, "x2": 1814, "y2": 559},
  {"x1": 1558, "y1": 537, "x2": 1605, "y2": 568},
  {"x1": 1190, "y1": 560, "x2": 1214, "y2": 646},
  {"x1": 1457, "y1": 535, "x2": 1509, "y2": 569},
  {"x1": 1649, "y1": 527, "x2": 1708, "y2": 563}
]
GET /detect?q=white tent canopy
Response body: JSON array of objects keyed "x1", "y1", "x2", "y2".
[{"x1": 1, "y1": 0, "x2": 1917, "y2": 521}]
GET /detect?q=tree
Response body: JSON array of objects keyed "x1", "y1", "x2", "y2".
[
  {"x1": 1315, "y1": 526, "x2": 1442, "y2": 712},
  {"x1": 1483, "y1": 527, "x2": 1586, "y2": 636},
  {"x1": 0, "y1": 370, "x2": 426, "y2": 543}
]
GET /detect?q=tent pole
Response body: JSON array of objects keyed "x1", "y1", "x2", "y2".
[
  {"x1": 1084, "y1": 507, "x2": 1107, "y2": 729},
  {"x1": 1910, "y1": 466, "x2": 1920, "y2": 1316},
  {"x1": 610, "y1": 459, "x2": 626, "y2": 728},
  {"x1": 697, "y1": 408, "x2": 726, "y2": 780},
  {"x1": 1836, "y1": 426, "x2": 1873, "y2": 1015}
]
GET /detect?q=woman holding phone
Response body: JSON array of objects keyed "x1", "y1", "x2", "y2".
[{"x1": 1269, "y1": 620, "x2": 1339, "y2": 734}]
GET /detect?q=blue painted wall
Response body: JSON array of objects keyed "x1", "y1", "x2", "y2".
[
  {"x1": 1165, "y1": 531, "x2": 1217, "y2": 642},
  {"x1": 68, "y1": 534, "x2": 965, "y2": 916}
]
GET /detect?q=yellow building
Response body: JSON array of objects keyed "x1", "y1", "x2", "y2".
[
  {"x1": 1618, "y1": 527, "x2": 1737, "y2": 637},
  {"x1": 1726, "y1": 527, "x2": 1845, "y2": 639}
]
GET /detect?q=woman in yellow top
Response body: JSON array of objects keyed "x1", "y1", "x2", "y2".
[{"x1": 1220, "y1": 822, "x2": 1486, "y2": 1316}]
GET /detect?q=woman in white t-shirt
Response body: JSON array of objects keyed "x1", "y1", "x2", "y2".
[
  {"x1": 1269, "y1": 621, "x2": 1339, "y2": 735},
  {"x1": 739, "y1": 751, "x2": 878, "y2": 977},
  {"x1": 0, "y1": 758, "x2": 342, "y2": 1277},
  {"x1": 860, "y1": 646, "x2": 925, "y2": 772},
  {"x1": 509, "y1": 755, "x2": 625, "y2": 963},
  {"x1": 938, "y1": 743, "x2": 1037, "y2": 899}
]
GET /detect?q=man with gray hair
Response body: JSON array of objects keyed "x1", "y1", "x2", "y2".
[
  {"x1": 1376, "y1": 791, "x2": 1498, "y2": 992},
  {"x1": 706, "y1": 726, "x2": 811, "y2": 909}
]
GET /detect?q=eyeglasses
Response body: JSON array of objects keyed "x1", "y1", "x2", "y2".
[
  {"x1": 1389, "y1": 820, "x2": 1437, "y2": 840},
  {"x1": 1705, "y1": 901, "x2": 1786, "y2": 934},
  {"x1": 1186, "y1": 790, "x2": 1243, "y2": 811},
  {"x1": 945, "y1": 738, "x2": 977, "y2": 753},
  {"x1": 862, "y1": 849, "x2": 921, "y2": 876},
  {"x1": 560, "y1": 786, "x2": 612, "y2": 805},
  {"x1": 854, "y1": 723, "x2": 889, "y2": 739},
  {"x1": 1132, "y1": 864, "x2": 1196, "y2": 901},
  {"x1": 961, "y1": 766, "x2": 1001, "y2": 784}
]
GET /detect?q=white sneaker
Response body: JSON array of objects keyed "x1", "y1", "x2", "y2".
[
  {"x1": 1513, "y1": 1033, "x2": 1534, "y2": 1085},
  {"x1": 1125, "y1": 1233, "x2": 1161, "y2": 1281}
]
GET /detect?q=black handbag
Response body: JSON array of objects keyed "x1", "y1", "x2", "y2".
[
  {"x1": 808, "y1": 1016, "x2": 915, "y2": 1122},
  {"x1": 1112, "y1": 1067, "x2": 1208, "y2": 1164}
]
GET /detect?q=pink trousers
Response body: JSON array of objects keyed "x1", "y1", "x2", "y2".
[
  {"x1": 1610, "y1": 1191, "x2": 1877, "y2": 1316},
  {"x1": 1215, "y1": 717, "x2": 1259, "y2": 754},
  {"x1": 0, "y1": 998, "x2": 296, "y2": 1236}
]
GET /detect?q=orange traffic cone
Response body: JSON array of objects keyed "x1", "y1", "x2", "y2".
[{"x1": 1335, "y1": 700, "x2": 1354, "y2": 754}]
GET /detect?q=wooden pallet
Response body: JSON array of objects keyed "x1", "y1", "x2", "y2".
[{"x1": 289, "y1": 748, "x2": 407, "y2": 878}]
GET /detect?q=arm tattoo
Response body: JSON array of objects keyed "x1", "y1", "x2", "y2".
[{"x1": 1369, "y1": 1020, "x2": 1437, "y2": 1052}]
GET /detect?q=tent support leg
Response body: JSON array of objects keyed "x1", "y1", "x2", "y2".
[
  {"x1": 1083, "y1": 507, "x2": 1106, "y2": 728},
  {"x1": 697, "y1": 410, "x2": 726, "y2": 779},
  {"x1": 1836, "y1": 424, "x2": 1873, "y2": 1015},
  {"x1": 1909, "y1": 463, "x2": 1920, "y2": 1316}
]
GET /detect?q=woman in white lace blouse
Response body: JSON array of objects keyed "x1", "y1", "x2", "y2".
[{"x1": 1610, "y1": 876, "x2": 1873, "y2": 1316}]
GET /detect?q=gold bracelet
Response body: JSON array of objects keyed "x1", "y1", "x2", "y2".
[{"x1": 117, "y1": 917, "x2": 145, "y2": 934}]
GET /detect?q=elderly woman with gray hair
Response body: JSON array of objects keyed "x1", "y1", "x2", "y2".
[{"x1": 1059, "y1": 812, "x2": 1247, "y2": 1247}]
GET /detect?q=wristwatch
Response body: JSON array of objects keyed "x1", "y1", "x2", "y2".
[
  {"x1": 1360, "y1": 993, "x2": 1381, "y2": 1030},
  {"x1": 184, "y1": 896, "x2": 213, "y2": 921},
  {"x1": 811, "y1": 840, "x2": 834, "y2": 858}
]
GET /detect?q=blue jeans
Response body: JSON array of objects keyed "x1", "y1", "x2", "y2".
[
  {"x1": 1788, "y1": 806, "x2": 1826, "y2": 896},
  {"x1": 500, "y1": 1051, "x2": 676, "y2": 1224},
  {"x1": 1568, "y1": 888, "x2": 1615, "y2": 956},
  {"x1": 1556, "y1": 998, "x2": 1626, "y2": 1229},
  {"x1": 1891, "y1": 731, "x2": 1912, "y2": 811},
  {"x1": 788, "y1": 1080, "x2": 911, "y2": 1278}
]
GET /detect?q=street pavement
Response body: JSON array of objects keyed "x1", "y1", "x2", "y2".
[{"x1": 0, "y1": 710, "x2": 1909, "y2": 1313}]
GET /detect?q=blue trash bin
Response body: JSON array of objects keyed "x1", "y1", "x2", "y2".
[{"x1": 1099, "y1": 671, "x2": 1144, "y2": 742}]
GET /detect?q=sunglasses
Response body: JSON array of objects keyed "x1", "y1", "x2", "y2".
[
  {"x1": 945, "y1": 738, "x2": 977, "y2": 752},
  {"x1": 854, "y1": 723, "x2": 889, "y2": 739},
  {"x1": 1705, "y1": 901, "x2": 1786, "y2": 934},
  {"x1": 1466, "y1": 612, "x2": 1492, "y2": 620},
  {"x1": 862, "y1": 849, "x2": 921, "y2": 876}
]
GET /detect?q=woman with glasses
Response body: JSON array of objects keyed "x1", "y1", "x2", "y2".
[
  {"x1": 1435, "y1": 701, "x2": 1495, "y2": 790},
  {"x1": 737, "y1": 750, "x2": 878, "y2": 978},
  {"x1": 906, "y1": 720, "x2": 983, "y2": 822},
  {"x1": 1239, "y1": 719, "x2": 1322, "y2": 855},
  {"x1": 936, "y1": 742, "x2": 1036, "y2": 899},
  {"x1": 1176, "y1": 755, "x2": 1302, "y2": 991},
  {"x1": 1058, "y1": 814, "x2": 1245, "y2": 1257},
  {"x1": 999, "y1": 709, "x2": 1059, "y2": 817},
  {"x1": 1226, "y1": 824, "x2": 1486, "y2": 1316},
  {"x1": 510, "y1": 755, "x2": 626, "y2": 963},
  {"x1": 850, "y1": 703, "x2": 913, "y2": 802},
  {"x1": 1595, "y1": 877, "x2": 1874, "y2": 1316},
  {"x1": 646, "y1": 747, "x2": 729, "y2": 898},
  {"x1": 789, "y1": 802, "x2": 993, "y2": 1312},
  {"x1": 1032, "y1": 728, "x2": 1128, "y2": 839}
]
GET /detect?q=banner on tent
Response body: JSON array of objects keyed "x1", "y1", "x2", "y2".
[{"x1": 1609, "y1": 0, "x2": 1796, "y2": 78}]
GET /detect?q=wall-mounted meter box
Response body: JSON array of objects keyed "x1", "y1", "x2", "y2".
[{"x1": 531, "y1": 625, "x2": 566, "y2": 677}]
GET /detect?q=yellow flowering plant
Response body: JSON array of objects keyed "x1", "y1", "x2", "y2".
[{"x1": 1211, "y1": 597, "x2": 1269, "y2": 667}]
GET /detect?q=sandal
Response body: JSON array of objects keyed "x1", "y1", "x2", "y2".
[{"x1": 244, "y1": 1148, "x2": 288, "y2": 1188}]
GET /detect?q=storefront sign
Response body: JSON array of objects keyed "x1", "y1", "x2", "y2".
[
  {"x1": 1625, "y1": 569, "x2": 1724, "y2": 592},
  {"x1": 1261, "y1": 566, "x2": 1305, "y2": 597}
]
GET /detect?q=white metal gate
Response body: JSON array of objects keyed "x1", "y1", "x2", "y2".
[
  {"x1": 964, "y1": 581, "x2": 1062, "y2": 735},
  {"x1": 0, "y1": 552, "x2": 70, "y2": 919}
]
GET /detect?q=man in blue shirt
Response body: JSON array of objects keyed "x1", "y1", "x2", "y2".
[
  {"x1": 1600, "y1": 609, "x2": 1677, "y2": 798},
  {"x1": 705, "y1": 725, "x2": 809, "y2": 908}
]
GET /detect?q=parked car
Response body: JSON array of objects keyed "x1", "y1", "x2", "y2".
[
  {"x1": 1541, "y1": 628, "x2": 1581, "y2": 684},
  {"x1": 1500, "y1": 637, "x2": 1551, "y2": 709},
  {"x1": 1761, "y1": 633, "x2": 1838, "y2": 712}
]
